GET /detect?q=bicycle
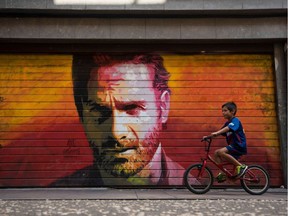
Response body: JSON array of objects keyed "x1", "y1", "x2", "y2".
[{"x1": 184, "y1": 137, "x2": 270, "y2": 195}]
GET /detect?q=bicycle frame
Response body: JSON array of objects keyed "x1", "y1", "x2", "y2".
[{"x1": 200, "y1": 138, "x2": 240, "y2": 180}]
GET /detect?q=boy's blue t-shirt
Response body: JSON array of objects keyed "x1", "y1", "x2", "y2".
[{"x1": 223, "y1": 117, "x2": 247, "y2": 154}]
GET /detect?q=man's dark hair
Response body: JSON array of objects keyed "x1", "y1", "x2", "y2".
[
  {"x1": 72, "y1": 53, "x2": 171, "y2": 121},
  {"x1": 222, "y1": 101, "x2": 237, "y2": 115}
]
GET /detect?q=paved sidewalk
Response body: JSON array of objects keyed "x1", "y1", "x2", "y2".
[{"x1": 0, "y1": 188, "x2": 286, "y2": 200}]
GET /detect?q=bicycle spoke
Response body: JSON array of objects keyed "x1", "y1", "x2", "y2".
[
  {"x1": 241, "y1": 165, "x2": 270, "y2": 195},
  {"x1": 184, "y1": 164, "x2": 213, "y2": 194}
]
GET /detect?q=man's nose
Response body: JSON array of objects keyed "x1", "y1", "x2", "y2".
[{"x1": 112, "y1": 110, "x2": 129, "y2": 142}]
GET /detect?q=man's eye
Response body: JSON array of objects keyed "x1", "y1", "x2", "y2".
[
  {"x1": 124, "y1": 104, "x2": 144, "y2": 115},
  {"x1": 86, "y1": 101, "x2": 112, "y2": 124},
  {"x1": 97, "y1": 117, "x2": 107, "y2": 124},
  {"x1": 96, "y1": 110, "x2": 112, "y2": 124}
]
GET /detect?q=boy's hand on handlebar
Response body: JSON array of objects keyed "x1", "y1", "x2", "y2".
[
  {"x1": 202, "y1": 135, "x2": 212, "y2": 141},
  {"x1": 202, "y1": 133, "x2": 217, "y2": 141},
  {"x1": 211, "y1": 132, "x2": 218, "y2": 137}
]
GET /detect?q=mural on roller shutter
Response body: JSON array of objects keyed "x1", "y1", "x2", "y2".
[{"x1": 0, "y1": 53, "x2": 283, "y2": 187}]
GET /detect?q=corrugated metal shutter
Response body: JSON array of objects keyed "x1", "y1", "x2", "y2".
[
  {"x1": 162, "y1": 54, "x2": 281, "y2": 187},
  {"x1": 0, "y1": 53, "x2": 282, "y2": 187}
]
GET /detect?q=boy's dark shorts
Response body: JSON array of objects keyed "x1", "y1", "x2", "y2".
[{"x1": 226, "y1": 145, "x2": 247, "y2": 160}]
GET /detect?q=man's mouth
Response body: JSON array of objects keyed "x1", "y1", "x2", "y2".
[
  {"x1": 102, "y1": 147, "x2": 137, "y2": 162},
  {"x1": 118, "y1": 149, "x2": 136, "y2": 155},
  {"x1": 103, "y1": 147, "x2": 137, "y2": 155}
]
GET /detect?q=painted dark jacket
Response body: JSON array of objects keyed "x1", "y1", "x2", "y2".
[{"x1": 50, "y1": 145, "x2": 185, "y2": 187}]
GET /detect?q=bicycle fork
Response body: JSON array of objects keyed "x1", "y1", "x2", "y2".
[{"x1": 198, "y1": 159, "x2": 208, "y2": 178}]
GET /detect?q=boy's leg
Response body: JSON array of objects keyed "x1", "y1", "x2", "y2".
[
  {"x1": 214, "y1": 147, "x2": 247, "y2": 178},
  {"x1": 214, "y1": 147, "x2": 227, "y2": 164},
  {"x1": 224, "y1": 145, "x2": 248, "y2": 177},
  {"x1": 214, "y1": 147, "x2": 230, "y2": 183},
  {"x1": 215, "y1": 147, "x2": 242, "y2": 167}
]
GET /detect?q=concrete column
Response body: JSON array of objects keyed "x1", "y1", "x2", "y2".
[{"x1": 274, "y1": 43, "x2": 287, "y2": 188}]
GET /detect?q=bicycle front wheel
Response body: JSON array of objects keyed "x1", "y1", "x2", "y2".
[
  {"x1": 241, "y1": 165, "x2": 270, "y2": 195},
  {"x1": 184, "y1": 163, "x2": 213, "y2": 194}
]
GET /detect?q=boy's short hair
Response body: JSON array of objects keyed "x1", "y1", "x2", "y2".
[{"x1": 222, "y1": 101, "x2": 237, "y2": 115}]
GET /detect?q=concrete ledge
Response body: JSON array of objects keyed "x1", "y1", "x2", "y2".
[
  {"x1": 0, "y1": 0, "x2": 286, "y2": 16},
  {"x1": 0, "y1": 17, "x2": 286, "y2": 40}
]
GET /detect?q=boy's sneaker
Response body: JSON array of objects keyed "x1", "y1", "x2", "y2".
[
  {"x1": 216, "y1": 173, "x2": 226, "y2": 183},
  {"x1": 236, "y1": 165, "x2": 248, "y2": 178}
]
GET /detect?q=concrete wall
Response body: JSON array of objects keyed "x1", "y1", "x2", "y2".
[
  {"x1": 0, "y1": 17, "x2": 286, "y2": 41},
  {"x1": 0, "y1": 0, "x2": 286, "y2": 12},
  {"x1": 0, "y1": 0, "x2": 286, "y2": 41}
]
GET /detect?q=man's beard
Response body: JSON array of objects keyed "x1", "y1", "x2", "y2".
[{"x1": 89, "y1": 129, "x2": 160, "y2": 178}]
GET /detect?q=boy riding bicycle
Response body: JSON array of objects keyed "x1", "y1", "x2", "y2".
[{"x1": 203, "y1": 101, "x2": 248, "y2": 183}]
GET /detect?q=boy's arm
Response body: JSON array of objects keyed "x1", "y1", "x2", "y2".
[{"x1": 211, "y1": 126, "x2": 230, "y2": 137}]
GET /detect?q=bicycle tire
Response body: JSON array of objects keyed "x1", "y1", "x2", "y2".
[
  {"x1": 240, "y1": 165, "x2": 270, "y2": 195},
  {"x1": 184, "y1": 163, "x2": 213, "y2": 194}
]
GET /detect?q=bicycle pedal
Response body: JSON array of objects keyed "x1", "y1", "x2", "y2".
[
  {"x1": 215, "y1": 174, "x2": 226, "y2": 183},
  {"x1": 216, "y1": 179, "x2": 226, "y2": 183}
]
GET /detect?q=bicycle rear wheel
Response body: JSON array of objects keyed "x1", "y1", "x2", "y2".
[
  {"x1": 184, "y1": 163, "x2": 213, "y2": 194},
  {"x1": 240, "y1": 165, "x2": 270, "y2": 195}
]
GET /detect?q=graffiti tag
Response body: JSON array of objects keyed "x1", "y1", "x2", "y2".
[{"x1": 63, "y1": 139, "x2": 80, "y2": 157}]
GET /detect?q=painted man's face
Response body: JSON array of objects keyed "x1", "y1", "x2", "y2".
[{"x1": 81, "y1": 62, "x2": 170, "y2": 178}]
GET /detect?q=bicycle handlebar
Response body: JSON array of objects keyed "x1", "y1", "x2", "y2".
[
  {"x1": 201, "y1": 136, "x2": 212, "y2": 142},
  {"x1": 201, "y1": 137, "x2": 212, "y2": 152}
]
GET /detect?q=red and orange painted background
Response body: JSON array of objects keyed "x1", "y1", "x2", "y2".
[{"x1": 0, "y1": 53, "x2": 282, "y2": 187}]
